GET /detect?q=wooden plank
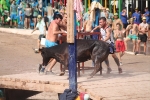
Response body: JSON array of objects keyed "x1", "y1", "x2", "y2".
[{"x1": 67, "y1": 0, "x2": 74, "y2": 43}]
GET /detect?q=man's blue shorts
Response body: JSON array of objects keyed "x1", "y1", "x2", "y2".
[
  {"x1": 45, "y1": 39, "x2": 58, "y2": 48},
  {"x1": 10, "y1": 13, "x2": 17, "y2": 20}
]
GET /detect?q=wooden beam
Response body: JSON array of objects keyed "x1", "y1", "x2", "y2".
[{"x1": 67, "y1": 0, "x2": 74, "y2": 43}]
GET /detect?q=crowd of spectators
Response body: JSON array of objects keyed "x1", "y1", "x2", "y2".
[{"x1": 0, "y1": 0, "x2": 66, "y2": 29}]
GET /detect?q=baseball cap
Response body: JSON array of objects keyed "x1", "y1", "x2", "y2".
[
  {"x1": 142, "y1": 17, "x2": 146, "y2": 20},
  {"x1": 37, "y1": 15, "x2": 42, "y2": 19},
  {"x1": 135, "y1": 8, "x2": 138, "y2": 10},
  {"x1": 106, "y1": 8, "x2": 109, "y2": 11},
  {"x1": 114, "y1": 13, "x2": 118, "y2": 16}
]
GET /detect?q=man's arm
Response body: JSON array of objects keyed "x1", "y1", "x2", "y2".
[
  {"x1": 53, "y1": 24, "x2": 66, "y2": 34},
  {"x1": 104, "y1": 28, "x2": 111, "y2": 42},
  {"x1": 91, "y1": 26, "x2": 101, "y2": 32},
  {"x1": 31, "y1": 27, "x2": 38, "y2": 33}
]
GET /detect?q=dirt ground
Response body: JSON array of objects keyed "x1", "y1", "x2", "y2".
[{"x1": 0, "y1": 32, "x2": 150, "y2": 100}]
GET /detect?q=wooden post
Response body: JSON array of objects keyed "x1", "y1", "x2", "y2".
[
  {"x1": 88, "y1": 0, "x2": 90, "y2": 8},
  {"x1": 113, "y1": 0, "x2": 116, "y2": 13},
  {"x1": 67, "y1": 0, "x2": 77, "y2": 90}
]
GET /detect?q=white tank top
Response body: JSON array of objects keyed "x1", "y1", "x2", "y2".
[{"x1": 100, "y1": 27, "x2": 113, "y2": 44}]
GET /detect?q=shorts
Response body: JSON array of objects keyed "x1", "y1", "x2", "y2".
[
  {"x1": 25, "y1": 15, "x2": 32, "y2": 18},
  {"x1": 45, "y1": 39, "x2": 58, "y2": 48},
  {"x1": 33, "y1": 16, "x2": 37, "y2": 18},
  {"x1": 10, "y1": 13, "x2": 17, "y2": 20},
  {"x1": 138, "y1": 34, "x2": 147, "y2": 42},
  {"x1": 127, "y1": 34, "x2": 138, "y2": 40},
  {"x1": 38, "y1": 34, "x2": 45, "y2": 40},
  {"x1": 76, "y1": 21, "x2": 80, "y2": 26},
  {"x1": 115, "y1": 40, "x2": 125, "y2": 52}
]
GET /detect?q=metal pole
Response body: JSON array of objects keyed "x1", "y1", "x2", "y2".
[
  {"x1": 85, "y1": 0, "x2": 87, "y2": 12},
  {"x1": 136, "y1": 0, "x2": 138, "y2": 8},
  {"x1": 141, "y1": 0, "x2": 142, "y2": 13},
  {"x1": 105, "y1": 0, "x2": 107, "y2": 8},
  {"x1": 119, "y1": 0, "x2": 122, "y2": 18},
  {"x1": 100, "y1": 0, "x2": 102, "y2": 5},
  {"x1": 126, "y1": 0, "x2": 129, "y2": 17},
  {"x1": 131, "y1": 0, "x2": 134, "y2": 14},
  {"x1": 109, "y1": 0, "x2": 112, "y2": 13},
  {"x1": 146, "y1": 0, "x2": 148, "y2": 7},
  {"x1": 113, "y1": 0, "x2": 116, "y2": 13}
]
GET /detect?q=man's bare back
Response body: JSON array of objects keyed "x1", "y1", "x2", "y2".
[{"x1": 47, "y1": 21, "x2": 60, "y2": 42}]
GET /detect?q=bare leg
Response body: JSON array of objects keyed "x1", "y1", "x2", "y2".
[
  {"x1": 124, "y1": 38, "x2": 130, "y2": 51},
  {"x1": 37, "y1": 39, "x2": 40, "y2": 49},
  {"x1": 117, "y1": 52, "x2": 121, "y2": 63},
  {"x1": 143, "y1": 42, "x2": 147, "y2": 54},
  {"x1": 47, "y1": 59, "x2": 57, "y2": 71},
  {"x1": 136, "y1": 40, "x2": 141, "y2": 53},
  {"x1": 104, "y1": 57, "x2": 112, "y2": 74},
  {"x1": 25, "y1": 18, "x2": 27, "y2": 28},
  {"x1": 34, "y1": 18, "x2": 37, "y2": 28},
  {"x1": 14, "y1": 21, "x2": 17, "y2": 27},
  {"x1": 10, "y1": 20, "x2": 12, "y2": 27},
  {"x1": 132, "y1": 40, "x2": 136, "y2": 52},
  {"x1": 112, "y1": 53, "x2": 122, "y2": 73}
]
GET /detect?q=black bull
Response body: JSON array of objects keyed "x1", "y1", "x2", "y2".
[{"x1": 40, "y1": 39, "x2": 122, "y2": 78}]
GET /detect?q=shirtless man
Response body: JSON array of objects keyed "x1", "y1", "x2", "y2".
[
  {"x1": 135, "y1": 17, "x2": 149, "y2": 55},
  {"x1": 124, "y1": 18, "x2": 139, "y2": 53},
  {"x1": 40, "y1": 13, "x2": 65, "y2": 74},
  {"x1": 112, "y1": 13, "x2": 123, "y2": 31},
  {"x1": 59, "y1": 13, "x2": 67, "y2": 42}
]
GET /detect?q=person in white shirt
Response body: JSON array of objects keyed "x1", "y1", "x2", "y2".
[{"x1": 31, "y1": 15, "x2": 46, "y2": 53}]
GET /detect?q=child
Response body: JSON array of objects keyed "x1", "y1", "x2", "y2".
[{"x1": 114, "y1": 23, "x2": 125, "y2": 65}]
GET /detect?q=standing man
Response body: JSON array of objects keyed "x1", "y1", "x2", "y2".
[
  {"x1": 136, "y1": 17, "x2": 149, "y2": 55},
  {"x1": 39, "y1": 14, "x2": 66, "y2": 75},
  {"x1": 132, "y1": 8, "x2": 141, "y2": 25},
  {"x1": 91, "y1": 17, "x2": 122, "y2": 73},
  {"x1": 120, "y1": 8, "x2": 128, "y2": 29},
  {"x1": 10, "y1": 0, "x2": 18, "y2": 28},
  {"x1": 112, "y1": 13, "x2": 123, "y2": 31},
  {"x1": 31, "y1": 15, "x2": 46, "y2": 53}
]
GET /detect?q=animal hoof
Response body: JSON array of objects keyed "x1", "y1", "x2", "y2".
[
  {"x1": 58, "y1": 72, "x2": 65, "y2": 76},
  {"x1": 38, "y1": 64, "x2": 42, "y2": 73},
  {"x1": 107, "y1": 68, "x2": 112, "y2": 74},
  {"x1": 118, "y1": 68, "x2": 122, "y2": 74}
]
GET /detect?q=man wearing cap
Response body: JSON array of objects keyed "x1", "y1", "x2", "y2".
[
  {"x1": 31, "y1": 15, "x2": 46, "y2": 53},
  {"x1": 112, "y1": 13, "x2": 123, "y2": 31},
  {"x1": 106, "y1": 8, "x2": 113, "y2": 20},
  {"x1": 135, "y1": 17, "x2": 149, "y2": 55},
  {"x1": 132, "y1": 8, "x2": 141, "y2": 25}
]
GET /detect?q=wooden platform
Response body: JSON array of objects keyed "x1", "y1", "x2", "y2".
[{"x1": 1, "y1": 71, "x2": 150, "y2": 100}]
